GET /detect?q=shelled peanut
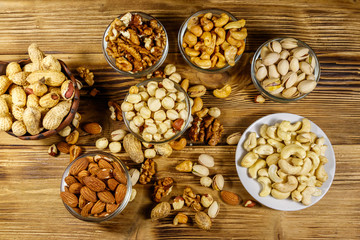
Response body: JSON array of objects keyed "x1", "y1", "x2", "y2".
[
  {"x1": 0, "y1": 43, "x2": 76, "y2": 136},
  {"x1": 182, "y1": 12, "x2": 247, "y2": 69}
]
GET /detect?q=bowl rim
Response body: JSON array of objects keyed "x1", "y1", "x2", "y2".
[
  {"x1": 177, "y1": 8, "x2": 245, "y2": 73},
  {"x1": 250, "y1": 37, "x2": 321, "y2": 103},
  {"x1": 60, "y1": 151, "x2": 132, "y2": 222},
  {"x1": 102, "y1": 11, "x2": 169, "y2": 77},
  {"x1": 122, "y1": 77, "x2": 191, "y2": 144},
  {"x1": 3, "y1": 58, "x2": 80, "y2": 140}
]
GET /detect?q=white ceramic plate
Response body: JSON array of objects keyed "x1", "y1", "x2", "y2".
[{"x1": 235, "y1": 113, "x2": 336, "y2": 211}]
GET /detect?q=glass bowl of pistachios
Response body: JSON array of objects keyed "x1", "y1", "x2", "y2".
[{"x1": 251, "y1": 37, "x2": 320, "y2": 103}]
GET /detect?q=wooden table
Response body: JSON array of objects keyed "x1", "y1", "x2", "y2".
[{"x1": 0, "y1": 0, "x2": 359, "y2": 239}]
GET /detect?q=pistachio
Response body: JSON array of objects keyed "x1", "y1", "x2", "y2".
[
  {"x1": 111, "y1": 129, "x2": 127, "y2": 141},
  {"x1": 129, "y1": 189, "x2": 137, "y2": 202},
  {"x1": 187, "y1": 85, "x2": 206, "y2": 98},
  {"x1": 262, "y1": 78, "x2": 281, "y2": 92},
  {"x1": 277, "y1": 59, "x2": 289, "y2": 76},
  {"x1": 297, "y1": 72, "x2": 306, "y2": 81},
  {"x1": 192, "y1": 164, "x2": 209, "y2": 177},
  {"x1": 268, "y1": 41, "x2": 282, "y2": 53},
  {"x1": 260, "y1": 46, "x2": 271, "y2": 60},
  {"x1": 198, "y1": 154, "x2": 215, "y2": 168},
  {"x1": 255, "y1": 66, "x2": 267, "y2": 81},
  {"x1": 279, "y1": 50, "x2": 290, "y2": 60},
  {"x1": 255, "y1": 59, "x2": 265, "y2": 71},
  {"x1": 282, "y1": 71, "x2": 298, "y2": 89},
  {"x1": 226, "y1": 132, "x2": 242, "y2": 145},
  {"x1": 212, "y1": 174, "x2": 224, "y2": 191},
  {"x1": 289, "y1": 57, "x2": 300, "y2": 72},
  {"x1": 293, "y1": 47, "x2": 309, "y2": 59},
  {"x1": 299, "y1": 61, "x2": 313, "y2": 75},
  {"x1": 307, "y1": 74, "x2": 316, "y2": 81},
  {"x1": 200, "y1": 176, "x2": 212, "y2": 187},
  {"x1": 280, "y1": 38, "x2": 298, "y2": 49},
  {"x1": 282, "y1": 87, "x2": 299, "y2": 98},
  {"x1": 201, "y1": 194, "x2": 214, "y2": 208},
  {"x1": 268, "y1": 65, "x2": 280, "y2": 79},
  {"x1": 298, "y1": 80, "x2": 317, "y2": 94},
  {"x1": 207, "y1": 201, "x2": 220, "y2": 218},
  {"x1": 263, "y1": 52, "x2": 280, "y2": 66},
  {"x1": 129, "y1": 168, "x2": 140, "y2": 186},
  {"x1": 269, "y1": 86, "x2": 284, "y2": 95}
]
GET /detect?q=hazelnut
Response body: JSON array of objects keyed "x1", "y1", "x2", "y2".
[
  {"x1": 109, "y1": 142, "x2": 122, "y2": 153},
  {"x1": 95, "y1": 137, "x2": 109, "y2": 150}
]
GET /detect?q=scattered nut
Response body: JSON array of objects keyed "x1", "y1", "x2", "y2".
[
  {"x1": 172, "y1": 196, "x2": 185, "y2": 210},
  {"x1": 151, "y1": 202, "x2": 171, "y2": 220},
  {"x1": 144, "y1": 148, "x2": 156, "y2": 159},
  {"x1": 173, "y1": 213, "x2": 188, "y2": 225},
  {"x1": 200, "y1": 194, "x2": 214, "y2": 208},
  {"x1": 109, "y1": 142, "x2": 122, "y2": 153},
  {"x1": 192, "y1": 164, "x2": 209, "y2": 177},
  {"x1": 48, "y1": 144, "x2": 58, "y2": 157},
  {"x1": 212, "y1": 174, "x2": 224, "y2": 191},
  {"x1": 175, "y1": 160, "x2": 193, "y2": 172},
  {"x1": 111, "y1": 129, "x2": 127, "y2": 141},
  {"x1": 96, "y1": 137, "x2": 109, "y2": 150},
  {"x1": 244, "y1": 199, "x2": 256, "y2": 208},
  {"x1": 195, "y1": 211, "x2": 212, "y2": 230},
  {"x1": 129, "y1": 188, "x2": 137, "y2": 202},
  {"x1": 208, "y1": 107, "x2": 221, "y2": 118},
  {"x1": 226, "y1": 132, "x2": 242, "y2": 145},
  {"x1": 58, "y1": 125, "x2": 72, "y2": 137},
  {"x1": 254, "y1": 95, "x2": 266, "y2": 103},
  {"x1": 213, "y1": 84, "x2": 232, "y2": 98},
  {"x1": 129, "y1": 168, "x2": 140, "y2": 186},
  {"x1": 207, "y1": 201, "x2": 220, "y2": 218},
  {"x1": 198, "y1": 154, "x2": 215, "y2": 168},
  {"x1": 66, "y1": 130, "x2": 80, "y2": 145},
  {"x1": 200, "y1": 176, "x2": 212, "y2": 187}
]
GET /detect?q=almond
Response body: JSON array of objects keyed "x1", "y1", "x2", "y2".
[
  {"x1": 113, "y1": 169, "x2": 127, "y2": 185},
  {"x1": 98, "y1": 191, "x2": 116, "y2": 204},
  {"x1": 83, "y1": 176, "x2": 106, "y2": 192},
  {"x1": 98, "y1": 159, "x2": 113, "y2": 169},
  {"x1": 112, "y1": 161, "x2": 122, "y2": 172},
  {"x1": 60, "y1": 191, "x2": 78, "y2": 208},
  {"x1": 115, "y1": 184, "x2": 127, "y2": 204},
  {"x1": 65, "y1": 175, "x2": 78, "y2": 186},
  {"x1": 80, "y1": 186, "x2": 97, "y2": 202},
  {"x1": 69, "y1": 182, "x2": 83, "y2": 194},
  {"x1": 77, "y1": 170, "x2": 90, "y2": 184},
  {"x1": 96, "y1": 168, "x2": 112, "y2": 180},
  {"x1": 220, "y1": 190, "x2": 241, "y2": 206},
  {"x1": 72, "y1": 207, "x2": 81, "y2": 215},
  {"x1": 57, "y1": 142, "x2": 70, "y2": 154},
  {"x1": 91, "y1": 200, "x2": 106, "y2": 215},
  {"x1": 69, "y1": 157, "x2": 89, "y2": 176},
  {"x1": 98, "y1": 212, "x2": 110, "y2": 217},
  {"x1": 107, "y1": 178, "x2": 119, "y2": 191},
  {"x1": 78, "y1": 194, "x2": 88, "y2": 209},
  {"x1": 81, "y1": 202, "x2": 94, "y2": 217},
  {"x1": 83, "y1": 122, "x2": 102, "y2": 134},
  {"x1": 106, "y1": 203, "x2": 119, "y2": 213}
]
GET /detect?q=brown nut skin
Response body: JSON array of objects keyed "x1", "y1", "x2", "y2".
[{"x1": 61, "y1": 80, "x2": 75, "y2": 100}]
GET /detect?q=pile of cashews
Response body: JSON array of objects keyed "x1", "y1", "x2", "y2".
[{"x1": 240, "y1": 118, "x2": 329, "y2": 205}]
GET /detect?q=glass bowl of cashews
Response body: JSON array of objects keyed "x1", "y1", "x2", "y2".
[
  {"x1": 102, "y1": 12, "x2": 169, "y2": 77},
  {"x1": 121, "y1": 78, "x2": 191, "y2": 144},
  {"x1": 178, "y1": 9, "x2": 247, "y2": 73},
  {"x1": 251, "y1": 37, "x2": 320, "y2": 102}
]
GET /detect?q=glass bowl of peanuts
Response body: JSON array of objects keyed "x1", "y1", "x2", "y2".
[
  {"x1": 60, "y1": 152, "x2": 132, "y2": 222},
  {"x1": 178, "y1": 9, "x2": 247, "y2": 73},
  {"x1": 251, "y1": 37, "x2": 320, "y2": 103},
  {"x1": 102, "y1": 12, "x2": 169, "y2": 77},
  {"x1": 121, "y1": 78, "x2": 191, "y2": 144}
]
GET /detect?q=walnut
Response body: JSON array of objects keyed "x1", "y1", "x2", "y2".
[
  {"x1": 182, "y1": 186, "x2": 203, "y2": 212},
  {"x1": 108, "y1": 100, "x2": 123, "y2": 121},
  {"x1": 77, "y1": 67, "x2": 94, "y2": 86},
  {"x1": 188, "y1": 115, "x2": 223, "y2": 146},
  {"x1": 153, "y1": 177, "x2": 174, "y2": 202},
  {"x1": 139, "y1": 159, "x2": 156, "y2": 184}
]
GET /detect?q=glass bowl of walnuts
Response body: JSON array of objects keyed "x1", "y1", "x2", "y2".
[
  {"x1": 121, "y1": 78, "x2": 191, "y2": 144},
  {"x1": 178, "y1": 9, "x2": 247, "y2": 73},
  {"x1": 102, "y1": 12, "x2": 169, "y2": 77},
  {"x1": 60, "y1": 152, "x2": 132, "y2": 222}
]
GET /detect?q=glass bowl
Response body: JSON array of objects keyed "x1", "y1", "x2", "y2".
[
  {"x1": 251, "y1": 37, "x2": 320, "y2": 103},
  {"x1": 102, "y1": 12, "x2": 169, "y2": 77},
  {"x1": 178, "y1": 8, "x2": 246, "y2": 73},
  {"x1": 60, "y1": 152, "x2": 132, "y2": 222},
  {"x1": 122, "y1": 78, "x2": 191, "y2": 144}
]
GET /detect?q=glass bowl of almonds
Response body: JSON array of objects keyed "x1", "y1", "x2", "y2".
[
  {"x1": 178, "y1": 9, "x2": 247, "y2": 73},
  {"x1": 251, "y1": 37, "x2": 320, "y2": 102},
  {"x1": 60, "y1": 152, "x2": 132, "y2": 222},
  {"x1": 121, "y1": 78, "x2": 191, "y2": 144},
  {"x1": 102, "y1": 12, "x2": 168, "y2": 77}
]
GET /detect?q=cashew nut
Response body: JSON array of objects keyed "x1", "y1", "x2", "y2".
[
  {"x1": 271, "y1": 189, "x2": 291, "y2": 199},
  {"x1": 253, "y1": 144, "x2": 274, "y2": 156},
  {"x1": 272, "y1": 175, "x2": 298, "y2": 193},
  {"x1": 297, "y1": 118, "x2": 311, "y2": 133},
  {"x1": 230, "y1": 28, "x2": 247, "y2": 40},
  {"x1": 268, "y1": 164, "x2": 283, "y2": 183},
  {"x1": 240, "y1": 152, "x2": 259, "y2": 168},
  {"x1": 257, "y1": 168, "x2": 269, "y2": 177},
  {"x1": 188, "y1": 25, "x2": 203, "y2": 37},
  {"x1": 223, "y1": 19, "x2": 246, "y2": 30},
  {"x1": 213, "y1": 84, "x2": 231, "y2": 98},
  {"x1": 243, "y1": 132, "x2": 257, "y2": 151},
  {"x1": 278, "y1": 159, "x2": 301, "y2": 175},
  {"x1": 291, "y1": 190, "x2": 302, "y2": 202},
  {"x1": 280, "y1": 144, "x2": 306, "y2": 159},
  {"x1": 315, "y1": 164, "x2": 328, "y2": 182},
  {"x1": 184, "y1": 31, "x2": 197, "y2": 47},
  {"x1": 266, "y1": 125, "x2": 282, "y2": 141},
  {"x1": 193, "y1": 57, "x2": 212, "y2": 69},
  {"x1": 214, "y1": 27, "x2": 225, "y2": 45},
  {"x1": 297, "y1": 183, "x2": 307, "y2": 192},
  {"x1": 185, "y1": 47, "x2": 200, "y2": 57},
  {"x1": 267, "y1": 139, "x2": 285, "y2": 152},
  {"x1": 257, "y1": 137, "x2": 267, "y2": 145},
  {"x1": 301, "y1": 186, "x2": 316, "y2": 205},
  {"x1": 319, "y1": 155, "x2": 328, "y2": 164},
  {"x1": 296, "y1": 133, "x2": 312, "y2": 143},
  {"x1": 291, "y1": 157, "x2": 304, "y2": 166},
  {"x1": 257, "y1": 177, "x2": 272, "y2": 197},
  {"x1": 307, "y1": 151, "x2": 320, "y2": 175},
  {"x1": 277, "y1": 169, "x2": 288, "y2": 180},
  {"x1": 248, "y1": 159, "x2": 266, "y2": 179},
  {"x1": 266, "y1": 153, "x2": 280, "y2": 166},
  {"x1": 224, "y1": 45, "x2": 237, "y2": 66},
  {"x1": 260, "y1": 124, "x2": 269, "y2": 139},
  {"x1": 214, "y1": 53, "x2": 226, "y2": 68},
  {"x1": 213, "y1": 13, "x2": 230, "y2": 28},
  {"x1": 200, "y1": 32, "x2": 212, "y2": 47}
]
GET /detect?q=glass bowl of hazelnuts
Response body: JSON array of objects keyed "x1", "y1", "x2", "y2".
[
  {"x1": 60, "y1": 152, "x2": 132, "y2": 222},
  {"x1": 102, "y1": 12, "x2": 169, "y2": 77}
]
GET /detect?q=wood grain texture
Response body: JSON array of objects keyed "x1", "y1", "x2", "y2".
[{"x1": 0, "y1": 0, "x2": 360, "y2": 239}]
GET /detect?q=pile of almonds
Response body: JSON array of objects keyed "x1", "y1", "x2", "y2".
[{"x1": 60, "y1": 154, "x2": 128, "y2": 218}]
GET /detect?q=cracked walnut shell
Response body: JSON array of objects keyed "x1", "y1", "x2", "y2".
[{"x1": 139, "y1": 159, "x2": 156, "y2": 184}]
